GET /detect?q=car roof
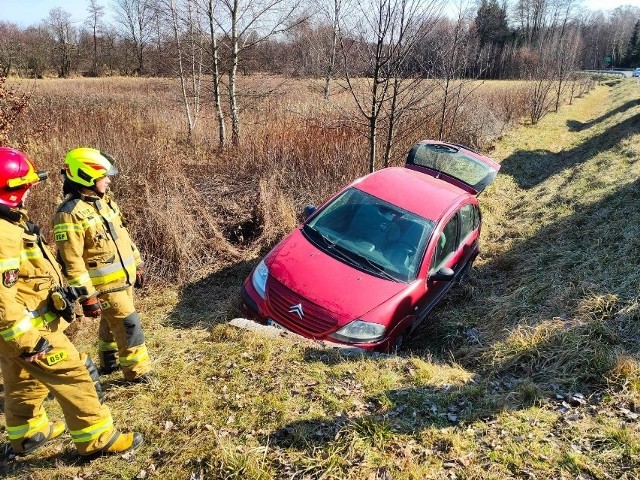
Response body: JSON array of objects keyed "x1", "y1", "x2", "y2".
[{"x1": 352, "y1": 166, "x2": 469, "y2": 221}]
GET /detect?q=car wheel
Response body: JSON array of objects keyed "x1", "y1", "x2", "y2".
[
  {"x1": 454, "y1": 259, "x2": 474, "y2": 288},
  {"x1": 391, "y1": 332, "x2": 406, "y2": 354}
]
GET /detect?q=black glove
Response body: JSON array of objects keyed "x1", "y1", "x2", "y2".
[
  {"x1": 134, "y1": 268, "x2": 145, "y2": 289},
  {"x1": 50, "y1": 288, "x2": 75, "y2": 321},
  {"x1": 49, "y1": 286, "x2": 88, "y2": 321},
  {"x1": 20, "y1": 337, "x2": 53, "y2": 358}
]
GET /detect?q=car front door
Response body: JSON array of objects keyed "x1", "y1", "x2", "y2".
[
  {"x1": 413, "y1": 211, "x2": 459, "y2": 323},
  {"x1": 414, "y1": 202, "x2": 481, "y2": 323}
]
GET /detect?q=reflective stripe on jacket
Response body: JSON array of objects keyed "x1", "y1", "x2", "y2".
[
  {"x1": 53, "y1": 194, "x2": 142, "y2": 296},
  {"x1": 0, "y1": 211, "x2": 67, "y2": 357}
]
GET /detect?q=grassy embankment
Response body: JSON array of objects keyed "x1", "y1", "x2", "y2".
[{"x1": 1, "y1": 76, "x2": 638, "y2": 479}]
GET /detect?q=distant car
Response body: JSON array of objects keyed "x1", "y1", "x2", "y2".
[
  {"x1": 240, "y1": 141, "x2": 500, "y2": 352},
  {"x1": 633, "y1": 68, "x2": 640, "y2": 77}
]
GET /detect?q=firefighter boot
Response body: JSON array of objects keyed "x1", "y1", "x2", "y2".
[
  {"x1": 81, "y1": 430, "x2": 143, "y2": 459},
  {"x1": 99, "y1": 348, "x2": 119, "y2": 375},
  {"x1": 13, "y1": 420, "x2": 66, "y2": 456}
]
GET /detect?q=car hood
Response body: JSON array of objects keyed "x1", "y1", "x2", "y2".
[{"x1": 266, "y1": 229, "x2": 407, "y2": 324}]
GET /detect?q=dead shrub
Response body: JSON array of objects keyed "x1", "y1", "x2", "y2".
[{"x1": 256, "y1": 175, "x2": 298, "y2": 248}]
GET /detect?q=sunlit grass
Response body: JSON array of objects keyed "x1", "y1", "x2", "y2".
[{"x1": 1, "y1": 77, "x2": 639, "y2": 479}]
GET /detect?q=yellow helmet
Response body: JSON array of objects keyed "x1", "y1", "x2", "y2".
[{"x1": 63, "y1": 148, "x2": 118, "y2": 187}]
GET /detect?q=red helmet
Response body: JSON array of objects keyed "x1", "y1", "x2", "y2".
[{"x1": 0, "y1": 147, "x2": 48, "y2": 207}]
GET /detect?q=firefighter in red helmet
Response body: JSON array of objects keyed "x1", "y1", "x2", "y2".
[{"x1": 0, "y1": 146, "x2": 142, "y2": 457}]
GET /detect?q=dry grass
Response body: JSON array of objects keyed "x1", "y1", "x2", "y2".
[
  {"x1": 5, "y1": 75, "x2": 544, "y2": 285},
  {"x1": 1, "y1": 75, "x2": 639, "y2": 479}
]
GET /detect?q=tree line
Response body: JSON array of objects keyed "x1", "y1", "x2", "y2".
[
  {"x1": 1, "y1": 0, "x2": 637, "y2": 165},
  {"x1": 2, "y1": 0, "x2": 639, "y2": 80}
]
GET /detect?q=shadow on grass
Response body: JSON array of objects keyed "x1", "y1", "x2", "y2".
[
  {"x1": 266, "y1": 377, "x2": 539, "y2": 451},
  {"x1": 166, "y1": 259, "x2": 258, "y2": 329},
  {"x1": 407, "y1": 177, "x2": 640, "y2": 376},
  {"x1": 500, "y1": 113, "x2": 639, "y2": 188},
  {"x1": 567, "y1": 99, "x2": 640, "y2": 132},
  {"x1": 0, "y1": 449, "x2": 81, "y2": 477}
]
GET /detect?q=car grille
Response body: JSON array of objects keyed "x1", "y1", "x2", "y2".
[{"x1": 267, "y1": 278, "x2": 338, "y2": 334}]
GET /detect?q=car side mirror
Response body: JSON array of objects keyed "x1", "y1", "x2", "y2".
[
  {"x1": 430, "y1": 266, "x2": 455, "y2": 281},
  {"x1": 303, "y1": 204, "x2": 316, "y2": 219}
]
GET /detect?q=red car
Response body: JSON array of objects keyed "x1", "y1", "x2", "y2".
[{"x1": 240, "y1": 141, "x2": 500, "y2": 352}]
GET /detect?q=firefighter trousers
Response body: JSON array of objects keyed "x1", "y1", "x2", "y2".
[
  {"x1": 97, "y1": 287, "x2": 151, "y2": 381},
  {"x1": 0, "y1": 329, "x2": 116, "y2": 455}
]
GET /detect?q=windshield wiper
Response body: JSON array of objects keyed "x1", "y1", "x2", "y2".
[
  {"x1": 303, "y1": 225, "x2": 361, "y2": 268},
  {"x1": 303, "y1": 224, "x2": 335, "y2": 248},
  {"x1": 303, "y1": 225, "x2": 399, "y2": 281},
  {"x1": 346, "y1": 250, "x2": 399, "y2": 281}
]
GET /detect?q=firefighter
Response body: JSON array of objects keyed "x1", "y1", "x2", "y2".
[
  {"x1": 0, "y1": 147, "x2": 143, "y2": 457},
  {"x1": 53, "y1": 148, "x2": 152, "y2": 383}
]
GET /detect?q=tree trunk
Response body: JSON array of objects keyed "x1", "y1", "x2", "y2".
[
  {"x1": 323, "y1": 0, "x2": 340, "y2": 100},
  {"x1": 170, "y1": 0, "x2": 194, "y2": 138},
  {"x1": 229, "y1": 0, "x2": 240, "y2": 146},
  {"x1": 207, "y1": 0, "x2": 226, "y2": 149}
]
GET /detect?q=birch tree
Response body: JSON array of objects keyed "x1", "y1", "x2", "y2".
[
  {"x1": 203, "y1": 0, "x2": 226, "y2": 148},
  {"x1": 165, "y1": 0, "x2": 203, "y2": 138},
  {"x1": 322, "y1": 0, "x2": 344, "y2": 99},
  {"x1": 218, "y1": 0, "x2": 304, "y2": 146}
]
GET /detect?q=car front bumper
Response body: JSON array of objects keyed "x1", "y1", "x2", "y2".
[{"x1": 239, "y1": 281, "x2": 395, "y2": 352}]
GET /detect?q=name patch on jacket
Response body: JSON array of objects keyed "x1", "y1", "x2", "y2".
[
  {"x1": 45, "y1": 350, "x2": 68, "y2": 366},
  {"x1": 2, "y1": 269, "x2": 19, "y2": 288},
  {"x1": 55, "y1": 232, "x2": 68, "y2": 241}
]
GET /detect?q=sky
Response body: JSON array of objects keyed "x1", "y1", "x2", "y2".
[
  {"x1": 1, "y1": 0, "x2": 640, "y2": 28},
  {"x1": 0, "y1": 0, "x2": 110, "y2": 28}
]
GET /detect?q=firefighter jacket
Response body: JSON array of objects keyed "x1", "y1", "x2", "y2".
[
  {"x1": 0, "y1": 208, "x2": 69, "y2": 357},
  {"x1": 53, "y1": 193, "x2": 142, "y2": 297}
]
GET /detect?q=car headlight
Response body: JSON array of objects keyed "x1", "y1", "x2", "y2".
[
  {"x1": 329, "y1": 320, "x2": 386, "y2": 343},
  {"x1": 251, "y1": 260, "x2": 269, "y2": 299}
]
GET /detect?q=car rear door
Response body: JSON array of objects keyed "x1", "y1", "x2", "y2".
[{"x1": 405, "y1": 141, "x2": 501, "y2": 195}]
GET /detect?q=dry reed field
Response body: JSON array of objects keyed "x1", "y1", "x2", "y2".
[
  {"x1": 1, "y1": 74, "x2": 638, "y2": 479},
  {"x1": 6, "y1": 75, "x2": 550, "y2": 288}
]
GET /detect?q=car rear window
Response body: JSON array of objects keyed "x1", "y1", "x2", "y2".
[{"x1": 410, "y1": 143, "x2": 496, "y2": 191}]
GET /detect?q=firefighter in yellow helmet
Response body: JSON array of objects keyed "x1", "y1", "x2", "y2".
[
  {"x1": 0, "y1": 147, "x2": 142, "y2": 457},
  {"x1": 53, "y1": 148, "x2": 152, "y2": 383}
]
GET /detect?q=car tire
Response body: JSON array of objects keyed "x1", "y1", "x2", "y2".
[
  {"x1": 454, "y1": 259, "x2": 474, "y2": 288},
  {"x1": 391, "y1": 332, "x2": 406, "y2": 354}
]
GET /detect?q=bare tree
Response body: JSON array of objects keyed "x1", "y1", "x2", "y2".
[
  {"x1": 203, "y1": 0, "x2": 226, "y2": 148},
  {"x1": 428, "y1": 2, "x2": 483, "y2": 141},
  {"x1": 0, "y1": 22, "x2": 23, "y2": 76},
  {"x1": 86, "y1": 0, "x2": 105, "y2": 75},
  {"x1": 322, "y1": 0, "x2": 344, "y2": 99},
  {"x1": 165, "y1": 0, "x2": 203, "y2": 138},
  {"x1": 550, "y1": 1, "x2": 581, "y2": 112},
  {"x1": 112, "y1": 0, "x2": 158, "y2": 74},
  {"x1": 341, "y1": 0, "x2": 443, "y2": 172},
  {"x1": 47, "y1": 8, "x2": 76, "y2": 77},
  {"x1": 218, "y1": 0, "x2": 305, "y2": 146}
]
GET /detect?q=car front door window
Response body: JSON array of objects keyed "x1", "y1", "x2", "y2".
[
  {"x1": 459, "y1": 203, "x2": 479, "y2": 245},
  {"x1": 431, "y1": 212, "x2": 459, "y2": 272}
]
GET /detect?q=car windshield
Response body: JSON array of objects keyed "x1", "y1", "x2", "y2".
[
  {"x1": 303, "y1": 188, "x2": 434, "y2": 282},
  {"x1": 409, "y1": 143, "x2": 497, "y2": 191}
]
